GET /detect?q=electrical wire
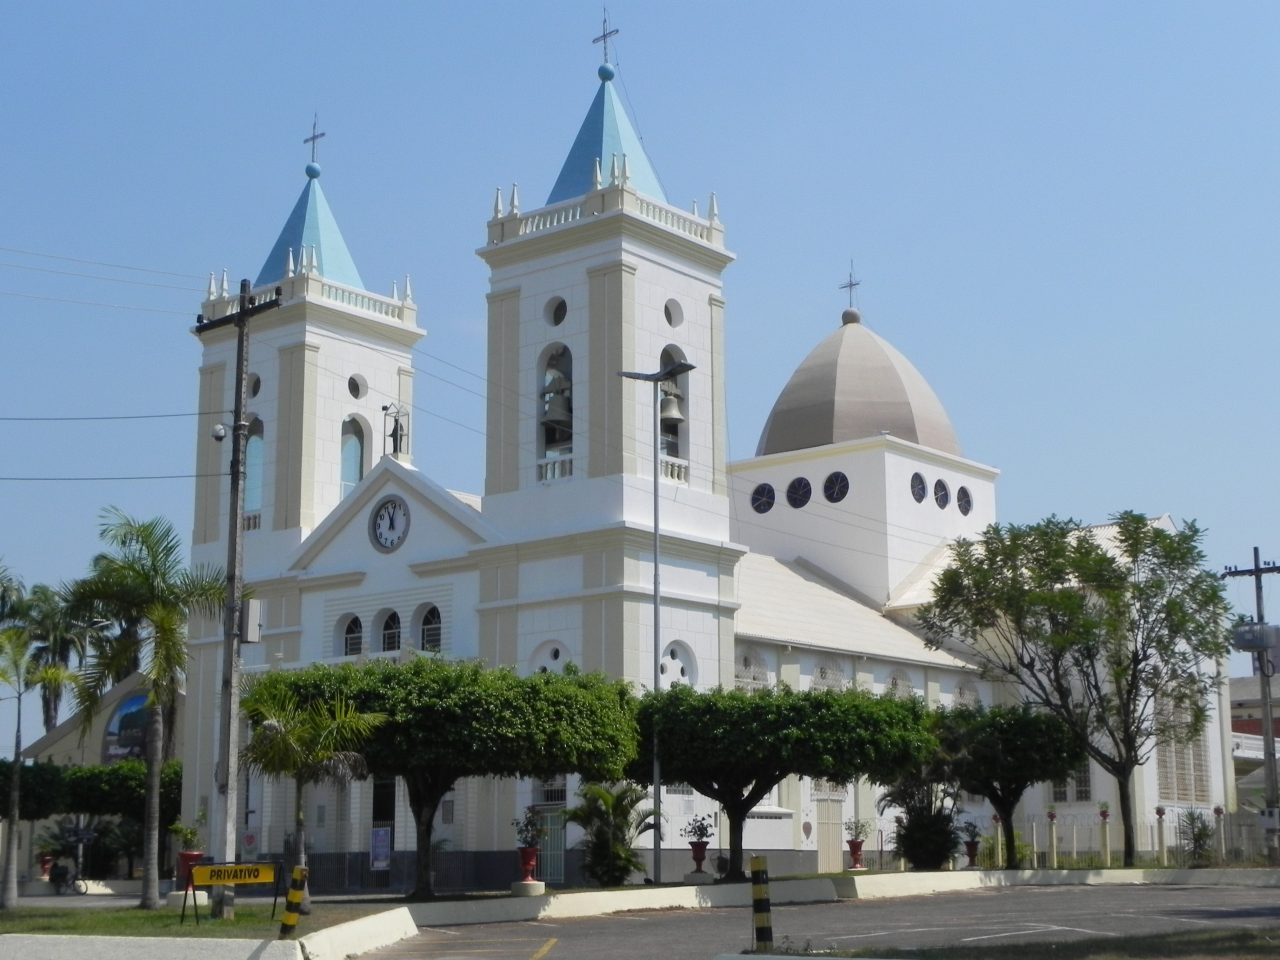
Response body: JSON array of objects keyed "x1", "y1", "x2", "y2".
[{"x1": 0, "y1": 244, "x2": 206, "y2": 280}]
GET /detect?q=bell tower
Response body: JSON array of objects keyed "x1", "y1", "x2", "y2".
[
  {"x1": 477, "y1": 63, "x2": 736, "y2": 545},
  {"x1": 191, "y1": 160, "x2": 423, "y2": 578}
]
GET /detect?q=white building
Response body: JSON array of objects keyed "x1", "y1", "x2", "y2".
[{"x1": 179, "y1": 60, "x2": 1232, "y2": 888}]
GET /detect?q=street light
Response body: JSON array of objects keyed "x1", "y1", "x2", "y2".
[{"x1": 619, "y1": 359, "x2": 695, "y2": 886}]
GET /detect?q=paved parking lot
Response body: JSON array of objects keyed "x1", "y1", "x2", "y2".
[{"x1": 368, "y1": 884, "x2": 1280, "y2": 960}]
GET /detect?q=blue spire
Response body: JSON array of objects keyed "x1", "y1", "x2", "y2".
[
  {"x1": 546, "y1": 64, "x2": 667, "y2": 205},
  {"x1": 256, "y1": 162, "x2": 365, "y2": 289}
]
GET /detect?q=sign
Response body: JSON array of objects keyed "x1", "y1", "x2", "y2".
[
  {"x1": 191, "y1": 863, "x2": 276, "y2": 885},
  {"x1": 370, "y1": 826, "x2": 392, "y2": 871},
  {"x1": 101, "y1": 693, "x2": 148, "y2": 764}
]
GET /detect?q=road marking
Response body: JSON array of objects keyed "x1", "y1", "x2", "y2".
[
  {"x1": 419, "y1": 927, "x2": 461, "y2": 935},
  {"x1": 962, "y1": 924, "x2": 1117, "y2": 943},
  {"x1": 530, "y1": 936, "x2": 558, "y2": 960}
]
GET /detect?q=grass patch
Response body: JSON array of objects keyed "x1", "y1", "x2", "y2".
[
  {"x1": 0, "y1": 901, "x2": 393, "y2": 939},
  {"x1": 786, "y1": 926, "x2": 1280, "y2": 960}
]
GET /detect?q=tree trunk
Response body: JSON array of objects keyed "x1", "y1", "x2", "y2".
[
  {"x1": 723, "y1": 804, "x2": 747, "y2": 881},
  {"x1": 139, "y1": 700, "x2": 163, "y2": 909},
  {"x1": 41, "y1": 687, "x2": 59, "y2": 737},
  {"x1": 294, "y1": 780, "x2": 310, "y2": 914},
  {"x1": 405, "y1": 775, "x2": 446, "y2": 899},
  {"x1": 1115, "y1": 768, "x2": 1136, "y2": 867},
  {"x1": 1, "y1": 695, "x2": 22, "y2": 908}
]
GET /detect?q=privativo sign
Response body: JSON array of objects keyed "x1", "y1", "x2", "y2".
[{"x1": 191, "y1": 863, "x2": 277, "y2": 885}]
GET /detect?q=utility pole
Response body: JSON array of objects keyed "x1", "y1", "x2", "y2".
[
  {"x1": 195, "y1": 278, "x2": 280, "y2": 917},
  {"x1": 1223, "y1": 547, "x2": 1280, "y2": 865}
]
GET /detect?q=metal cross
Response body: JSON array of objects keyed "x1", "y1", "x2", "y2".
[
  {"x1": 304, "y1": 114, "x2": 326, "y2": 163},
  {"x1": 839, "y1": 261, "x2": 861, "y2": 307},
  {"x1": 593, "y1": 8, "x2": 618, "y2": 63}
]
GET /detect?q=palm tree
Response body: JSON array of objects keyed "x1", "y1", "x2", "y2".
[
  {"x1": 564, "y1": 781, "x2": 656, "y2": 887},
  {"x1": 24, "y1": 584, "x2": 93, "y2": 734},
  {"x1": 0, "y1": 563, "x2": 22, "y2": 626},
  {"x1": 0, "y1": 624, "x2": 70, "y2": 908},
  {"x1": 72, "y1": 509, "x2": 223, "y2": 909},
  {"x1": 241, "y1": 681, "x2": 385, "y2": 912}
]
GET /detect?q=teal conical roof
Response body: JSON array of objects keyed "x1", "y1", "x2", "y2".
[
  {"x1": 256, "y1": 162, "x2": 365, "y2": 289},
  {"x1": 546, "y1": 64, "x2": 666, "y2": 205}
]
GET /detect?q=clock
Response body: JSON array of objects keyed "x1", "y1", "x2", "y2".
[{"x1": 369, "y1": 494, "x2": 410, "y2": 552}]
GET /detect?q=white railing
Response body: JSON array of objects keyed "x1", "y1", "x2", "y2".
[
  {"x1": 635, "y1": 197, "x2": 713, "y2": 242},
  {"x1": 537, "y1": 457, "x2": 574, "y2": 482},
  {"x1": 517, "y1": 201, "x2": 585, "y2": 237},
  {"x1": 660, "y1": 456, "x2": 689, "y2": 483},
  {"x1": 319, "y1": 281, "x2": 407, "y2": 322}
]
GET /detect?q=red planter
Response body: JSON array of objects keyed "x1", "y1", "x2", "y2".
[
  {"x1": 39, "y1": 855, "x2": 53, "y2": 879},
  {"x1": 846, "y1": 838, "x2": 865, "y2": 870},
  {"x1": 177, "y1": 850, "x2": 203, "y2": 890},
  {"x1": 964, "y1": 840, "x2": 980, "y2": 868},
  {"x1": 517, "y1": 846, "x2": 539, "y2": 883},
  {"x1": 688, "y1": 840, "x2": 709, "y2": 872}
]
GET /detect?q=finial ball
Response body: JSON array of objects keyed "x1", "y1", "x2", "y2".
[
  {"x1": 305, "y1": 162, "x2": 322, "y2": 179},
  {"x1": 598, "y1": 63, "x2": 616, "y2": 82},
  {"x1": 841, "y1": 308, "x2": 861, "y2": 326}
]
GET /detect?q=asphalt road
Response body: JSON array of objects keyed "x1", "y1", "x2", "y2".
[{"x1": 367, "y1": 885, "x2": 1280, "y2": 960}]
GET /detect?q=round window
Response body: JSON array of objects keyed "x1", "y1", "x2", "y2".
[
  {"x1": 545, "y1": 296, "x2": 568, "y2": 326},
  {"x1": 823, "y1": 471, "x2": 849, "y2": 503},
  {"x1": 663, "y1": 298, "x2": 684, "y2": 328},
  {"x1": 248, "y1": 373, "x2": 261, "y2": 398},
  {"x1": 957, "y1": 486, "x2": 973, "y2": 516},
  {"x1": 786, "y1": 477, "x2": 812, "y2": 509},
  {"x1": 934, "y1": 479, "x2": 950, "y2": 509},
  {"x1": 348, "y1": 375, "x2": 367, "y2": 399},
  {"x1": 750, "y1": 483, "x2": 776, "y2": 514},
  {"x1": 911, "y1": 472, "x2": 927, "y2": 503}
]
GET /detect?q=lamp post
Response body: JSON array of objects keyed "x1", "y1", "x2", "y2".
[
  {"x1": 196, "y1": 279, "x2": 280, "y2": 917},
  {"x1": 619, "y1": 359, "x2": 695, "y2": 885}
]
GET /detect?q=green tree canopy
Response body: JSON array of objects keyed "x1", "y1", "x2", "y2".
[
  {"x1": 247, "y1": 658, "x2": 638, "y2": 898},
  {"x1": 918, "y1": 511, "x2": 1230, "y2": 867},
  {"x1": 631, "y1": 684, "x2": 933, "y2": 879},
  {"x1": 944, "y1": 705, "x2": 1084, "y2": 868}
]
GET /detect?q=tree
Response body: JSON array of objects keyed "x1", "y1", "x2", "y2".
[
  {"x1": 248, "y1": 659, "x2": 637, "y2": 899},
  {"x1": 943, "y1": 705, "x2": 1084, "y2": 868},
  {"x1": 564, "y1": 781, "x2": 655, "y2": 887},
  {"x1": 0, "y1": 625, "x2": 69, "y2": 907},
  {"x1": 918, "y1": 511, "x2": 1231, "y2": 867},
  {"x1": 241, "y1": 682, "x2": 385, "y2": 912},
  {"x1": 71, "y1": 509, "x2": 223, "y2": 909},
  {"x1": 631, "y1": 685, "x2": 933, "y2": 880},
  {"x1": 23, "y1": 584, "x2": 93, "y2": 734}
]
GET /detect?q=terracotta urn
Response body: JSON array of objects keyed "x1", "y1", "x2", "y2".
[
  {"x1": 846, "y1": 838, "x2": 865, "y2": 870},
  {"x1": 177, "y1": 850, "x2": 203, "y2": 890},
  {"x1": 688, "y1": 840, "x2": 709, "y2": 872},
  {"x1": 517, "y1": 845, "x2": 539, "y2": 883}
]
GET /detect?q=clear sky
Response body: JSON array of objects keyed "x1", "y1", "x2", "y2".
[{"x1": 2, "y1": 1, "x2": 1277, "y2": 753}]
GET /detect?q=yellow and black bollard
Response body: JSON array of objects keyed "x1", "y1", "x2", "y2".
[
  {"x1": 750, "y1": 855, "x2": 773, "y2": 953},
  {"x1": 278, "y1": 866, "x2": 308, "y2": 940}
]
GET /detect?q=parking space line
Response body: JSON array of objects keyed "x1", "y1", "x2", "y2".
[{"x1": 530, "y1": 937, "x2": 558, "y2": 960}]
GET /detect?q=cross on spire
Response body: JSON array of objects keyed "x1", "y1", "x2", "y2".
[
  {"x1": 839, "y1": 261, "x2": 861, "y2": 308},
  {"x1": 304, "y1": 114, "x2": 326, "y2": 163},
  {"x1": 593, "y1": 8, "x2": 619, "y2": 63}
]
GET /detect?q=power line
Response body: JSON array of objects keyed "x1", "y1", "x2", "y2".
[
  {"x1": 0, "y1": 260, "x2": 200, "y2": 292},
  {"x1": 0, "y1": 473, "x2": 217, "y2": 482},
  {"x1": 0, "y1": 244, "x2": 205, "y2": 280},
  {"x1": 0, "y1": 411, "x2": 217, "y2": 423},
  {"x1": 0, "y1": 289, "x2": 190, "y2": 316}
]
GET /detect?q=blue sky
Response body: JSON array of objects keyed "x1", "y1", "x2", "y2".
[{"x1": 2, "y1": 1, "x2": 1277, "y2": 751}]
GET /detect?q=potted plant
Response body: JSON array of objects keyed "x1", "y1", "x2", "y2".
[
  {"x1": 1046, "y1": 805, "x2": 1057, "y2": 823},
  {"x1": 680, "y1": 814, "x2": 714, "y2": 873},
  {"x1": 512, "y1": 806, "x2": 544, "y2": 883},
  {"x1": 843, "y1": 818, "x2": 871, "y2": 870},
  {"x1": 168, "y1": 815, "x2": 205, "y2": 890},
  {"x1": 1098, "y1": 801, "x2": 1110, "y2": 822},
  {"x1": 960, "y1": 820, "x2": 982, "y2": 868}
]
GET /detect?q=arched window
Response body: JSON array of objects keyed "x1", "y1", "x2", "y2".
[
  {"x1": 659, "y1": 347, "x2": 689, "y2": 461},
  {"x1": 420, "y1": 605, "x2": 442, "y2": 652},
  {"x1": 244, "y1": 418, "x2": 265, "y2": 515},
  {"x1": 381, "y1": 611, "x2": 401, "y2": 652},
  {"x1": 342, "y1": 616, "x2": 363, "y2": 657},
  {"x1": 539, "y1": 345, "x2": 573, "y2": 461},
  {"x1": 341, "y1": 418, "x2": 365, "y2": 498}
]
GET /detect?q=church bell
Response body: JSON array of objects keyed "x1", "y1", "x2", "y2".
[{"x1": 659, "y1": 393, "x2": 684, "y2": 424}]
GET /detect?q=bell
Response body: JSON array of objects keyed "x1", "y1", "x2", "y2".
[
  {"x1": 542, "y1": 392, "x2": 572, "y2": 427},
  {"x1": 659, "y1": 394, "x2": 684, "y2": 424}
]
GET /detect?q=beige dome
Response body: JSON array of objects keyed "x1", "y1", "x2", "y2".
[{"x1": 756, "y1": 309, "x2": 960, "y2": 457}]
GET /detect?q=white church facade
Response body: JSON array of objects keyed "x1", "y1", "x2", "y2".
[{"x1": 178, "y1": 61, "x2": 1233, "y2": 888}]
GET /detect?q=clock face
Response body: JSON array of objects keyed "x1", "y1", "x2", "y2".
[{"x1": 369, "y1": 495, "x2": 410, "y2": 552}]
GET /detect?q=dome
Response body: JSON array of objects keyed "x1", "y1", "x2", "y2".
[{"x1": 756, "y1": 309, "x2": 960, "y2": 457}]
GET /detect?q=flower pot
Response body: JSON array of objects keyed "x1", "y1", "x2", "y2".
[
  {"x1": 846, "y1": 838, "x2": 865, "y2": 870},
  {"x1": 517, "y1": 845, "x2": 539, "y2": 883},
  {"x1": 177, "y1": 850, "x2": 203, "y2": 890},
  {"x1": 964, "y1": 840, "x2": 980, "y2": 868},
  {"x1": 688, "y1": 840, "x2": 709, "y2": 873},
  {"x1": 39, "y1": 855, "x2": 53, "y2": 879}
]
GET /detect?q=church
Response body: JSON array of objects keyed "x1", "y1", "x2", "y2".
[{"x1": 179, "y1": 58, "x2": 1233, "y2": 887}]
